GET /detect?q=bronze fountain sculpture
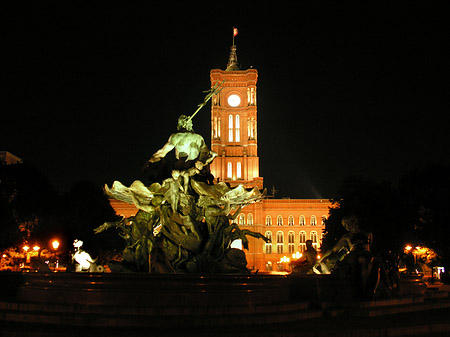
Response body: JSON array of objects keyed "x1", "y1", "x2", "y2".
[{"x1": 95, "y1": 83, "x2": 268, "y2": 273}]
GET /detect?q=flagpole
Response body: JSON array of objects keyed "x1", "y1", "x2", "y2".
[{"x1": 232, "y1": 27, "x2": 235, "y2": 46}]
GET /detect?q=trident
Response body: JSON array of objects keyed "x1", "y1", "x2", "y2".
[{"x1": 187, "y1": 80, "x2": 225, "y2": 123}]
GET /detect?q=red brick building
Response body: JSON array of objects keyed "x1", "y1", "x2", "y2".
[{"x1": 110, "y1": 43, "x2": 331, "y2": 272}]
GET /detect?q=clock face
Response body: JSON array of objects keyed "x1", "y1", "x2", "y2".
[{"x1": 227, "y1": 94, "x2": 241, "y2": 107}]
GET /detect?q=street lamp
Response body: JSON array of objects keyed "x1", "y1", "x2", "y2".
[
  {"x1": 51, "y1": 240, "x2": 60, "y2": 250},
  {"x1": 22, "y1": 245, "x2": 30, "y2": 265},
  {"x1": 50, "y1": 239, "x2": 60, "y2": 271}
]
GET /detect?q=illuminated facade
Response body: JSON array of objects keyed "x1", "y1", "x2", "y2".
[
  {"x1": 210, "y1": 43, "x2": 330, "y2": 272},
  {"x1": 209, "y1": 51, "x2": 262, "y2": 189},
  {"x1": 110, "y1": 42, "x2": 331, "y2": 272}
]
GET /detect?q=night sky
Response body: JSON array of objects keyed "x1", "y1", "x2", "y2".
[{"x1": 4, "y1": 4, "x2": 449, "y2": 199}]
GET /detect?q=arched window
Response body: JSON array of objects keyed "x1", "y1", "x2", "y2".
[
  {"x1": 311, "y1": 215, "x2": 317, "y2": 226},
  {"x1": 299, "y1": 231, "x2": 306, "y2": 252},
  {"x1": 288, "y1": 215, "x2": 294, "y2": 226},
  {"x1": 276, "y1": 231, "x2": 284, "y2": 254},
  {"x1": 265, "y1": 215, "x2": 272, "y2": 226},
  {"x1": 235, "y1": 115, "x2": 240, "y2": 142},
  {"x1": 288, "y1": 231, "x2": 295, "y2": 254},
  {"x1": 247, "y1": 213, "x2": 253, "y2": 225},
  {"x1": 238, "y1": 214, "x2": 245, "y2": 225},
  {"x1": 228, "y1": 114, "x2": 233, "y2": 142},
  {"x1": 276, "y1": 231, "x2": 284, "y2": 243},
  {"x1": 265, "y1": 231, "x2": 272, "y2": 254},
  {"x1": 236, "y1": 162, "x2": 242, "y2": 178},
  {"x1": 310, "y1": 231, "x2": 318, "y2": 249},
  {"x1": 288, "y1": 231, "x2": 295, "y2": 243},
  {"x1": 213, "y1": 117, "x2": 218, "y2": 139},
  {"x1": 248, "y1": 117, "x2": 255, "y2": 139},
  {"x1": 277, "y1": 215, "x2": 283, "y2": 226},
  {"x1": 227, "y1": 162, "x2": 232, "y2": 178},
  {"x1": 299, "y1": 215, "x2": 305, "y2": 226}
]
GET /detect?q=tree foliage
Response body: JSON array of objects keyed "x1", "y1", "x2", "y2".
[
  {"x1": 32, "y1": 180, "x2": 120, "y2": 257},
  {"x1": 0, "y1": 163, "x2": 119, "y2": 256},
  {"x1": 0, "y1": 162, "x2": 57, "y2": 250},
  {"x1": 398, "y1": 165, "x2": 450, "y2": 268},
  {"x1": 323, "y1": 175, "x2": 403, "y2": 256},
  {"x1": 323, "y1": 165, "x2": 450, "y2": 269}
]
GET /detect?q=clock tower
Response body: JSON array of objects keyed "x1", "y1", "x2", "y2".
[{"x1": 210, "y1": 43, "x2": 263, "y2": 189}]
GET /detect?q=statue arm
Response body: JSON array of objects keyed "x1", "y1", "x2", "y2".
[
  {"x1": 204, "y1": 150, "x2": 217, "y2": 165},
  {"x1": 318, "y1": 235, "x2": 349, "y2": 263},
  {"x1": 94, "y1": 220, "x2": 118, "y2": 234},
  {"x1": 148, "y1": 140, "x2": 175, "y2": 163},
  {"x1": 228, "y1": 206, "x2": 242, "y2": 221}
]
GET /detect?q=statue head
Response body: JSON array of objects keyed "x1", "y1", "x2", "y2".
[
  {"x1": 73, "y1": 239, "x2": 84, "y2": 248},
  {"x1": 341, "y1": 214, "x2": 360, "y2": 233},
  {"x1": 177, "y1": 115, "x2": 194, "y2": 132}
]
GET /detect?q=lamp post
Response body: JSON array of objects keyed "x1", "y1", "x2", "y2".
[
  {"x1": 23, "y1": 245, "x2": 30, "y2": 265},
  {"x1": 51, "y1": 239, "x2": 60, "y2": 271},
  {"x1": 404, "y1": 244, "x2": 417, "y2": 274}
]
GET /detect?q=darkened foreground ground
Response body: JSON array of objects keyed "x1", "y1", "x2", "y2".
[
  {"x1": 1, "y1": 303, "x2": 450, "y2": 337},
  {"x1": 1, "y1": 272, "x2": 449, "y2": 337}
]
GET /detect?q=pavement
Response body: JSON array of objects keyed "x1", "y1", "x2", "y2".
[{"x1": 1, "y1": 300, "x2": 450, "y2": 337}]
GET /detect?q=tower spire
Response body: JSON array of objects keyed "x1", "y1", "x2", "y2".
[
  {"x1": 226, "y1": 27, "x2": 240, "y2": 71},
  {"x1": 226, "y1": 45, "x2": 240, "y2": 71}
]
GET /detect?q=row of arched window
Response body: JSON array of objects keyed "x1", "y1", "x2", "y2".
[
  {"x1": 236, "y1": 214, "x2": 326, "y2": 226},
  {"x1": 264, "y1": 230, "x2": 320, "y2": 254},
  {"x1": 265, "y1": 215, "x2": 325, "y2": 226}
]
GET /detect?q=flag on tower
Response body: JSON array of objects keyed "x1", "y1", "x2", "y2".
[{"x1": 233, "y1": 27, "x2": 238, "y2": 37}]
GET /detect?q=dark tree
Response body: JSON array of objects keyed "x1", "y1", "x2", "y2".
[
  {"x1": 51, "y1": 181, "x2": 120, "y2": 257},
  {"x1": 399, "y1": 165, "x2": 450, "y2": 271},
  {"x1": 323, "y1": 175, "x2": 404, "y2": 256},
  {"x1": 0, "y1": 162, "x2": 57, "y2": 250}
]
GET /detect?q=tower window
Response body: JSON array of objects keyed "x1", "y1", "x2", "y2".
[
  {"x1": 247, "y1": 213, "x2": 253, "y2": 225},
  {"x1": 265, "y1": 215, "x2": 272, "y2": 226},
  {"x1": 235, "y1": 115, "x2": 240, "y2": 142},
  {"x1": 228, "y1": 114, "x2": 233, "y2": 142},
  {"x1": 236, "y1": 162, "x2": 241, "y2": 178},
  {"x1": 248, "y1": 117, "x2": 255, "y2": 139},
  {"x1": 213, "y1": 117, "x2": 218, "y2": 139},
  {"x1": 227, "y1": 162, "x2": 232, "y2": 178}
]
